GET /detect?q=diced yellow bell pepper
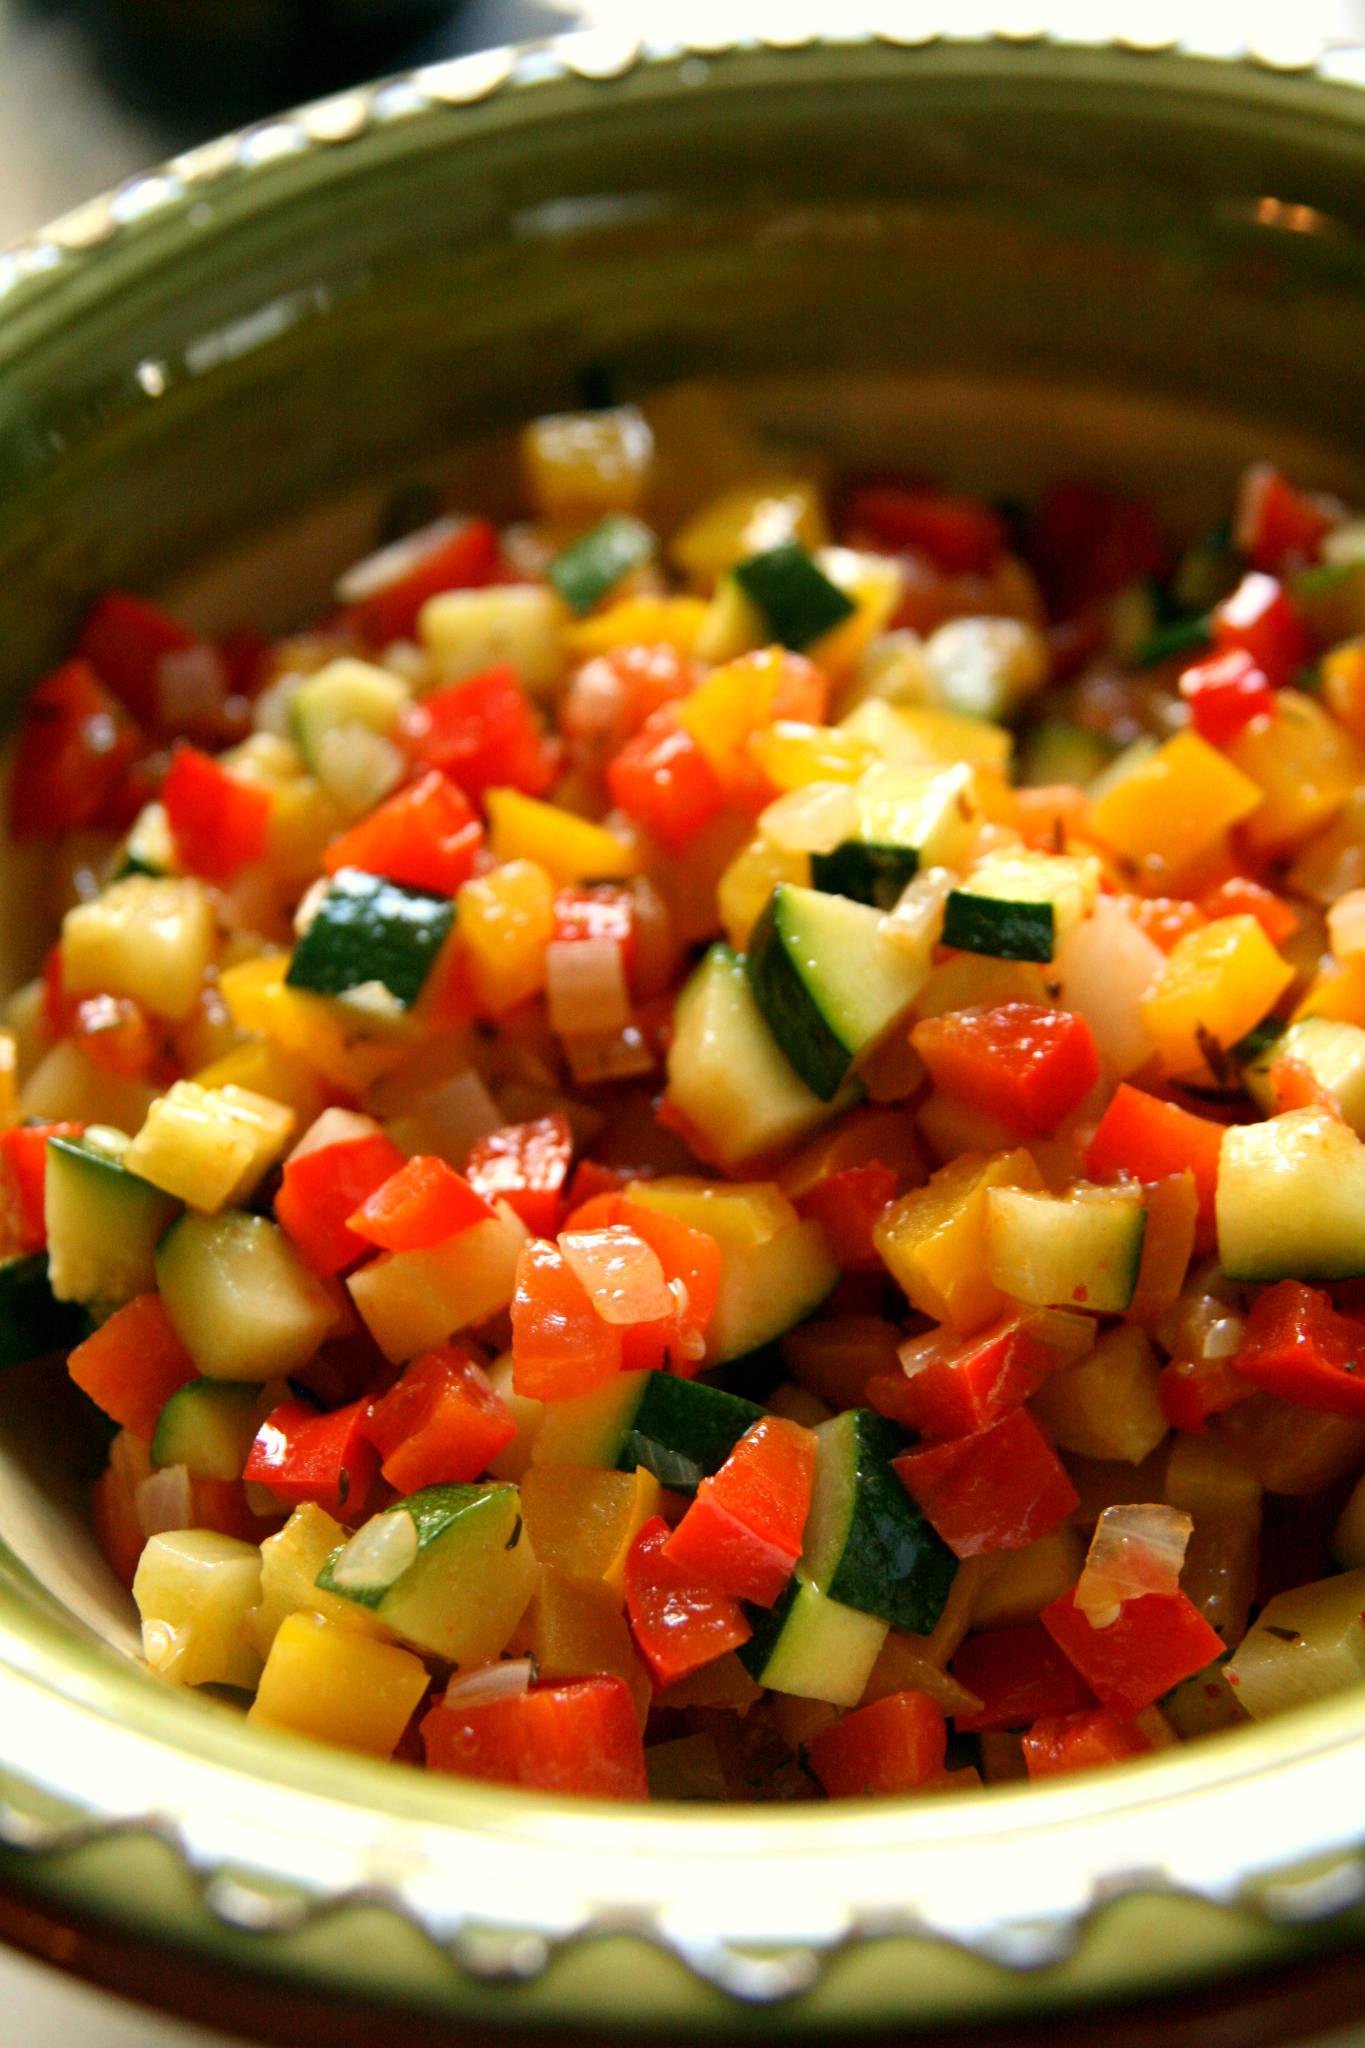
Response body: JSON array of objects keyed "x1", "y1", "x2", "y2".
[
  {"x1": 218, "y1": 955, "x2": 410, "y2": 1092},
  {"x1": 1288, "y1": 787, "x2": 1365, "y2": 908},
  {"x1": 511, "y1": 1567, "x2": 654, "y2": 1726},
  {"x1": 748, "y1": 721, "x2": 880, "y2": 790},
  {"x1": 519, "y1": 1464, "x2": 663, "y2": 1597},
  {"x1": 676, "y1": 647, "x2": 788, "y2": 779},
  {"x1": 484, "y1": 786, "x2": 639, "y2": 885},
  {"x1": 191, "y1": 1039, "x2": 329, "y2": 1130},
  {"x1": 521, "y1": 404, "x2": 654, "y2": 521},
  {"x1": 873, "y1": 1147, "x2": 1045, "y2": 1332},
  {"x1": 563, "y1": 594, "x2": 709, "y2": 658},
  {"x1": 1141, "y1": 914, "x2": 1294, "y2": 1077},
  {"x1": 1088, "y1": 729, "x2": 1262, "y2": 877},
  {"x1": 654, "y1": 1649, "x2": 764, "y2": 1712},
  {"x1": 717, "y1": 836, "x2": 810, "y2": 951},
  {"x1": 806, "y1": 549, "x2": 905, "y2": 679},
  {"x1": 672, "y1": 478, "x2": 828, "y2": 588},
  {"x1": 456, "y1": 858, "x2": 557, "y2": 1014},
  {"x1": 1224, "y1": 690, "x2": 1365, "y2": 856},
  {"x1": 249, "y1": 1609, "x2": 429, "y2": 1756},
  {"x1": 839, "y1": 697, "x2": 1014, "y2": 774},
  {"x1": 625, "y1": 1175, "x2": 796, "y2": 1250}
]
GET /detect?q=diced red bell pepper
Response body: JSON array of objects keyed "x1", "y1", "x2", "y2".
[
  {"x1": 893, "y1": 1408, "x2": 1080, "y2": 1559},
  {"x1": 796, "y1": 1163, "x2": 897, "y2": 1272},
  {"x1": 1030, "y1": 481, "x2": 1168, "y2": 616},
  {"x1": 949, "y1": 1620, "x2": 1099, "y2": 1731},
  {"x1": 663, "y1": 1415, "x2": 817, "y2": 1606},
  {"x1": 1233, "y1": 462, "x2": 1336, "y2": 576},
  {"x1": 422, "y1": 1674, "x2": 648, "y2": 1799},
  {"x1": 344, "y1": 517, "x2": 504, "y2": 648},
  {"x1": 911, "y1": 1003, "x2": 1100, "y2": 1140},
  {"x1": 558, "y1": 1191, "x2": 721, "y2": 1375},
  {"x1": 552, "y1": 884, "x2": 639, "y2": 984},
  {"x1": 1212, "y1": 571, "x2": 1312, "y2": 687},
  {"x1": 0, "y1": 1121, "x2": 82, "y2": 1255},
  {"x1": 841, "y1": 480, "x2": 1006, "y2": 576},
  {"x1": 321, "y1": 769, "x2": 483, "y2": 895},
  {"x1": 363, "y1": 1344, "x2": 515, "y2": 1494},
  {"x1": 67, "y1": 1293, "x2": 197, "y2": 1440},
  {"x1": 1157, "y1": 1349, "x2": 1256, "y2": 1433},
  {"x1": 160, "y1": 741, "x2": 272, "y2": 884},
  {"x1": 624, "y1": 1516, "x2": 752, "y2": 1688},
  {"x1": 1178, "y1": 649, "x2": 1276, "y2": 749},
  {"x1": 1084, "y1": 1082, "x2": 1223, "y2": 1252},
  {"x1": 275, "y1": 1128, "x2": 408, "y2": 1277},
  {"x1": 1040, "y1": 1586, "x2": 1224, "y2": 1717},
  {"x1": 1197, "y1": 876, "x2": 1298, "y2": 947},
  {"x1": 8, "y1": 659, "x2": 146, "y2": 842},
  {"x1": 510, "y1": 1237, "x2": 623, "y2": 1399},
  {"x1": 806, "y1": 1688, "x2": 949, "y2": 1798},
  {"x1": 605, "y1": 708, "x2": 726, "y2": 853},
  {"x1": 867, "y1": 1314, "x2": 1054, "y2": 1443},
  {"x1": 568, "y1": 641, "x2": 697, "y2": 747},
  {"x1": 243, "y1": 1397, "x2": 379, "y2": 1522},
  {"x1": 75, "y1": 591, "x2": 195, "y2": 728},
  {"x1": 347, "y1": 1154, "x2": 495, "y2": 1253},
  {"x1": 399, "y1": 662, "x2": 557, "y2": 801},
  {"x1": 1230, "y1": 1279, "x2": 1365, "y2": 1419},
  {"x1": 464, "y1": 1113, "x2": 573, "y2": 1238},
  {"x1": 1022, "y1": 1705, "x2": 1158, "y2": 1778}
]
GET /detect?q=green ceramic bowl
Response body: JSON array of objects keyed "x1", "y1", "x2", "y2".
[{"x1": 6, "y1": 26, "x2": 1365, "y2": 2042}]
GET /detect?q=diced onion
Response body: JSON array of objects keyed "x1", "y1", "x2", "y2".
[
  {"x1": 135, "y1": 1465, "x2": 194, "y2": 1540},
  {"x1": 444, "y1": 1658, "x2": 535, "y2": 1708},
  {"x1": 1054, "y1": 894, "x2": 1165, "y2": 1080},
  {"x1": 334, "y1": 515, "x2": 464, "y2": 606},
  {"x1": 545, "y1": 937, "x2": 632, "y2": 1038},
  {"x1": 329, "y1": 1509, "x2": 418, "y2": 1593},
  {"x1": 880, "y1": 866, "x2": 955, "y2": 952},
  {"x1": 1074, "y1": 1503, "x2": 1193, "y2": 1629},
  {"x1": 760, "y1": 781, "x2": 860, "y2": 855},
  {"x1": 560, "y1": 656, "x2": 629, "y2": 741},
  {"x1": 560, "y1": 1224, "x2": 673, "y2": 1324},
  {"x1": 1328, "y1": 887, "x2": 1365, "y2": 961},
  {"x1": 386, "y1": 1068, "x2": 503, "y2": 1162}
]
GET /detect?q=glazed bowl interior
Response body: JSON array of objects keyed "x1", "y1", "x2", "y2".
[{"x1": 6, "y1": 30, "x2": 1365, "y2": 2037}]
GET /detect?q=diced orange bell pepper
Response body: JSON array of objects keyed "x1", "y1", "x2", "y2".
[
  {"x1": 364, "y1": 1345, "x2": 516, "y2": 1492},
  {"x1": 510, "y1": 1237, "x2": 623, "y2": 1399},
  {"x1": 623, "y1": 1516, "x2": 751, "y2": 1687},
  {"x1": 67, "y1": 1293, "x2": 197, "y2": 1440}
]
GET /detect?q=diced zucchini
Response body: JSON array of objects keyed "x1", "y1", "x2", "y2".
[
  {"x1": 115, "y1": 801, "x2": 179, "y2": 879},
  {"x1": 316, "y1": 1481, "x2": 536, "y2": 1664},
  {"x1": 133, "y1": 1528, "x2": 263, "y2": 1690},
  {"x1": 61, "y1": 875, "x2": 215, "y2": 1022},
  {"x1": 245, "y1": 1503, "x2": 390, "y2": 1661},
  {"x1": 1028, "y1": 1324, "x2": 1167, "y2": 1464},
  {"x1": 839, "y1": 697, "x2": 1014, "y2": 776},
  {"x1": 531, "y1": 1368, "x2": 764, "y2": 1491},
  {"x1": 546, "y1": 513, "x2": 656, "y2": 615},
  {"x1": 289, "y1": 656, "x2": 410, "y2": 777},
  {"x1": 921, "y1": 616, "x2": 1049, "y2": 723},
  {"x1": 1218, "y1": 1108, "x2": 1365, "y2": 1282},
  {"x1": 122, "y1": 1081, "x2": 294, "y2": 1212},
  {"x1": 738, "y1": 1568, "x2": 888, "y2": 1705},
  {"x1": 745, "y1": 883, "x2": 932, "y2": 1101},
  {"x1": 0, "y1": 1252, "x2": 88, "y2": 1366},
  {"x1": 942, "y1": 848, "x2": 1100, "y2": 964},
  {"x1": 809, "y1": 761, "x2": 980, "y2": 910},
  {"x1": 156, "y1": 1210, "x2": 341, "y2": 1380},
  {"x1": 985, "y1": 1183, "x2": 1147, "y2": 1314},
  {"x1": 45, "y1": 1132, "x2": 182, "y2": 1309},
  {"x1": 150, "y1": 1378, "x2": 273, "y2": 1481},
  {"x1": 801, "y1": 1408, "x2": 956, "y2": 1633},
  {"x1": 665, "y1": 944, "x2": 841, "y2": 1169},
  {"x1": 1241, "y1": 1016, "x2": 1365, "y2": 1136},
  {"x1": 732, "y1": 543, "x2": 855, "y2": 652},
  {"x1": 1162, "y1": 1658, "x2": 1248, "y2": 1740},
  {"x1": 419, "y1": 584, "x2": 566, "y2": 694},
  {"x1": 1225, "y1": 1567, "x2": 1365, "y2": 1718},
  {"x1": 346, "y1": 1200, "x2": 527, "y2": 1363},
  {"x1": 286, "y1": 867, "x2": 454, "y2": 1011}
]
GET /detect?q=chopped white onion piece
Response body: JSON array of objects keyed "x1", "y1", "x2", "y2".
[
  {"x1": 329, "y1": 1508, "x2": 418, "y2": 1593},
  {"x1": 545, "y1": 937, "x2": 632, "y2": 1038},
  {"x1": 760, "y1": 780, "x2": 859, "y2": 855},
  {"x1": 563, "y1": 1024, "x2": 655, "y2": 1086},
  {"x1": 1328, "y1": 888, "x2": 1365, "y2": 961},
  {"x1": 135, "y1": 1465, "x2": 194, "y2": 1540},
  {"x1": 560, "y1": 656, "x2": 628, "y2": 741},
  {"x1": 1054, "y1": 894, "x2": 1165, "y2": 1080},
  {"x1": 880, "y1": 865, "x2": 955, "y2": 952},
  {"x1": 560, "y1": 1225, "x2": 673, "y2": 1324},
  {"x1": 1074, "y1": 1502, "x2": 1193, "y2": 1629},
  {"x1": 444, "y1": 1658, "x2": 536, "y2": 1708},
  {"x1": 385, "y1": 1067, "x2": 503, "y2": 1164},
  {"x1": 156, "y1": 643, "x2": 228, "y2": 730},
  {"x1": 334, "y1": 515, "x2": 464, "y2": 605},
  {"x1": 1200, "y1": 1313, "x2": 1245, "y2": 1361}
]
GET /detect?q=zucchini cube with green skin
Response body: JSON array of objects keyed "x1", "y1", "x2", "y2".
[
  {"x1": 1241, "y1": 1016, "x2": 1365, "y2": 1137},
  {"x1": 61, "y1": 874, "x2": 215, "y2": 1021},
  {"x1": 732, "y1": 543, "x2": 856, "y2": 652},
  {"x1": 1225, "y1": 1566, "x2": 1365, "y2": 1718},
  {"x1": 531, "y1": 1369, "x2": 764, "y2": 1491},
  {"x1": 801, "y1": 1408, "x2": 957, "y2": 1634},
  {"x1": 985, "y1": 1183, "x2": 1147, "y2": 1314},
  {"x1": 942, "y1": 848, "x2": 1100, "y2": 965},
  {"x1": 156, "y1": 1211, "x2": 341, "y2": 1380},
  {"x1": 316, "y1": 1482, "x2": 536, "y2": 1665},
  {"x1": 133, "y1": 1529, "x2": 263, "y2": 1690},
  {"x1": 738, "y1": 1568, "x2": 888, "y2": 1706},
  {"x1": 289, "y1": 656, "x2": 410, "y2": 775},
  {"x1": 286, "y1": 867, "x2": 454, "y2": 1011},
  {"x1": 122, "y1": 1081, "x2": 294, "y2": 1213},
  {"x1": 0, "y1": 1252, "x2": 88, "y2": 1365},
  {"x1": 150, "y1": 1378, "x2": 276, "y2": 1482},
  {"x1": 547, "y1": 513, "x2": 656, "y2": 615},
  {"x1": 45, "y1": 1132, "x2": 181, "y2": 1309},
  {"x1": 810, "y1": 761, "x2": 980, "y2": 911},
  {"x1": 347, "y1": 1199, "x2": 527, "y2": 1364},
  {"x1": 745, "y1": 883, "x2": 932, "y2": 1101},
  {"x1": 1218, "y1": 1107, "x2": 1365, "y2": 1282},
  {"x1": 665, "y1": 944, "x2": 842, "y2": 1169}
]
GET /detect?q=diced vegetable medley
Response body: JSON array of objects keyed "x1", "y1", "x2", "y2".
[{"x1": 10, "y1": 389, "x2": 1365, "y2": 1801}]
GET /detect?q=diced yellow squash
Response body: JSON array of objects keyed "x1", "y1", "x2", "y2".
[
  {"x1": 748, "y1": 721, "x2": 879, "y2": 790},
  {"x1": 512, "y1": 1566, "x2": 652, "y2": 1726},
  {"x1": 1141, "y1": 915, "x2": 1293, "y2": 1078},
  {"x1": 839, "y1": 697, "x2": 1014, "y2": 775},
  {"x1": 1288, "y1": 787, "x2": 1365, "y2": 909},
  {"x1": 266, "y1": 775, "x2": 348, "y2": 887},
  {"x1": 626, "y1": 1175, "x2": 796, "y2": 1252},
  {"x1": 484, "y1": 786, "x2": 639, "y2": 885},
  {"x1": 133, "y1": 1528, "x2": 263, "y2": 1690},
  {"x1": 17, "y1": 1039, "x2": 160, "y2": 1130},
  {"x1": 692, "y1": 577, "x2": 765, "y2": 664},
  {"x1": 717, "y1": 837, "x2": 810, "y2": 952},
  {"x1": 672, "y1": 477, "x2": 827, "y2": 588},
  {"x1": 123, "y1": 1081, "x2": 294, "y2": 1212},
  {"x1": 245, "y1": 1503, "x2": 391, "y2": 1660},
  {"x1": 62, "y1": 875, "x2": 215, "y2": 1022},
  {"x1": 563, "y1": 594, "x2": 708, "y2": 658},
  {"x1": 1225, "y1": 691, "x2": 1365, "y2": 856},
  {"x1": 521, "y1": 404, "x2": 654, "y2": 521},
  {"x1": 954, "y1": 846, "x2": 1101, "y2": 958},
  {"x1": 519, "y1": 1464, "x2": 662, "y2": 1596},
  {"x1": 1226, "y1": 1567, "x2": 1365, "y2": 1719},
  {"x1": 1029, "y1": 1324, "x2": 1167, "y2": 1464},
  {"x1": 218, "y1": 955, "x2": 410, "y2": 1093},
  {"x1": 190, "y1": 1039, "x2": 328, "y2": 1130},
  {"x1": 873, "y1": 1147, "x2": 1045, "y2": 1333},
  {"x1": 483, "y1": 1352, "x2": 543, "y2": 1481},
  {"x1": 347, "y1": 1199, "x2": 528, "y2": 1363},
  {"x1": 419, "y1": 584, "x2": 567, "y2": 694},
  {"x1": 249, "y1": 1610, "x2": 428, "y2": 1755},
  {"x1": 1088, "y1": 729, "x2": 1263, "y2": 876},
  {"x1": 456, "y1": 858, "x2": 556, "y2": 1015}
]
